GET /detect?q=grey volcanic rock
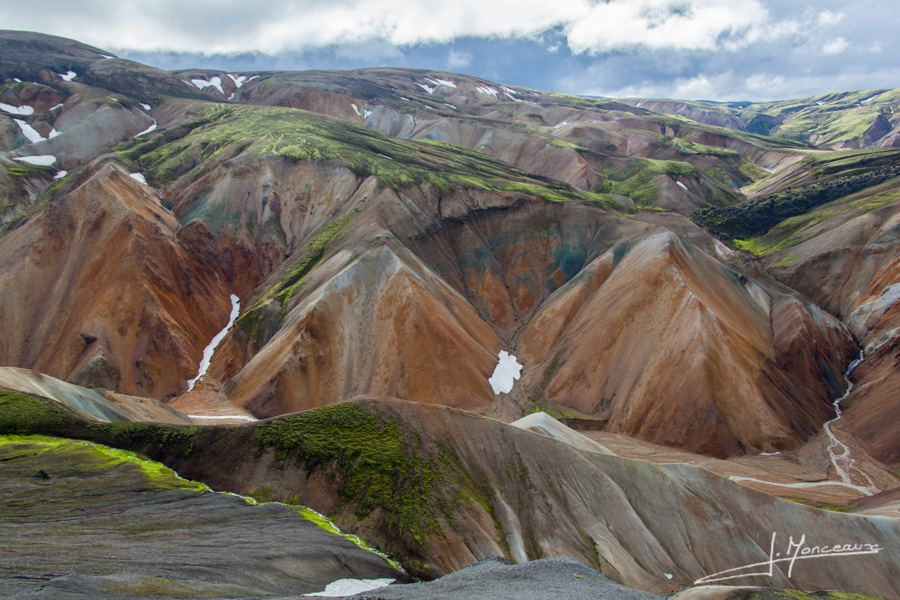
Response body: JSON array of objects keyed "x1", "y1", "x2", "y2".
[
  {"x1": 0, "y1": 436, "x2": 406, "y2": 598},
  {"x1": 334, "y1": 556, "x2": 661, "y2": 600}
]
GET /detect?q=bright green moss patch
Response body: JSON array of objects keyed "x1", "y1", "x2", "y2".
[
  {"x1": 117, "y1": 103, "x2": 600, "y2": 204},
  {"x1": 255, "y1": 402, "x2": 460, "y2": 545},
  {"x1": 0, "y1": 434, "x2": 209, "y2": 492},
  {"x1": 778, "y1": 496, "x2": 856, "y2": 512}
]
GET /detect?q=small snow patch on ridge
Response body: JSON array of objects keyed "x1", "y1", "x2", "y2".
[
  {"x1": 476, "y1": 86, "x2": 499, "y2": 97},
  {"x1": 227, "y1": 74, "x2": 247, "y2": 88},
  {"x1": 129, "y1": 173, "x2": 147, "y2": 185},
  {"x1": 304, "y1": 578, "x2": 394, "y2": 597},
  {"x1": 191, "y1": 76, "x2": 224, "y2": 95},
  {"x1": 1, "y1": 103, "x2": 34, "y2": 116},
  {"x1": 676, "y1": 181, "x2": 688, "y2": 191},
  {"x1": 14, "y1": 155, "x2": 56, "y2": 166},
  {"x1": 140, "y1": 103, "x2": 152, "y2": 111},
  {"x1": 416, "y1": 83, "x2": 434, "y2": 94},
  {"x1": 489, "y1": 351, "x2": 523, "y2": 394},
  {"x1": 49, "y1": 103, "x2": 64, "y2": 111},
  {"x1": 58, "y1": 71, "x2": 76, "y2": 82},
  {"x1": 14, "y1": 119, "x2": 45, "y2": 143},
  {"x1": 134, "y1": 120, "x2": 157, "y2": 139},
  {"x1": 54, "y1": 170, "x2": 67, "y2": 180},
  {"x1": 431, "y1": 78, "x2": 456, "y2": 88}
]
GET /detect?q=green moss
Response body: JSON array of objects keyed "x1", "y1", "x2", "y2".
[
  {"x1": 772, "y1": 252, "x2": 800, "y2": 268},
  {"x1": 778, "y1": 496, "x2": 856, "y2": 512},
  {"x1": 691, "y1": 156, "x2": 900, "y2": 239},
  {"x1": 237, "y1": 210, "x2": 360, "y2": 342},
  {"x1": 117, "y1": 103, "x2": 599, "y2": 206},
  {"x1": 0, "y1": 388, "x2": 88, "y2": 433},
  {"x1": 255, "y1": 402, "x2": 459, "y2": 545},
  {"x1": 86, "y1": 421, "x2": 203, "y2": 458},
  {"x1": 0, "y1": 434, "x2": 208, "y2": 493}
]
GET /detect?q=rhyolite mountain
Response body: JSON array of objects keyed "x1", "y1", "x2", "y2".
[{"x1": 1, "y1": 30, "x2": 899, "y2": 599}]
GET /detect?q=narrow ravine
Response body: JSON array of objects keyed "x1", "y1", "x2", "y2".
[
  {"x1": 821, "y1": 354, "x2": 880, "y2": 494},
  {"x1": 187, "y1": 294, "x2": 240, "y2": 392},
  {"x1": 729, "y1": 354, "x2": 881, "y2": 496}
]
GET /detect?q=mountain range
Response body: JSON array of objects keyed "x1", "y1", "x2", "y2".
[{"x1": 1, "y1": 30, "x2": 899, "y2": 599}]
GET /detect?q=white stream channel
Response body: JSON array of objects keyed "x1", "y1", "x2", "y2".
[
  {"x1": 730, "y1": 354, "x2": 881, "y2": 496},
  {"x1": 186, "y1": 294, "x2": 240, "y2": 392}
]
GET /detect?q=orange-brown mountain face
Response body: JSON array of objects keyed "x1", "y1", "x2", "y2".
[{"x1": 0, "y1": 161, "x2": 231, "y2": 398}]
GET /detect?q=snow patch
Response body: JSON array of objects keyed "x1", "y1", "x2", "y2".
[
  {"x1": 501, "y1": 86, "x2": 522, "y2": 102},
  {"x1": 488, "y1": 351, "x2": 522, "y2": 394},
  {"x1": 816, "y1": 101, "x2": 826, "y2": 106},
  {"x1": 48, "y1": 128, "x2": 61, "y2": 139},
  {"x1": 49, "y1": 103, "x2": 64, "y2": 111},
  {"x1": 553, "y1": 121, "x2": 572, "y2": 130},
  {"x1": 861, "y1": 95, "x2": 879, "y2": 105},
  {"x1": 227, "y1": 73, "x2": 247, "y2": 88},
  {"x1": 140, "y1": 103, "x2": 151, "y2": 111},
  {"x1": 758, "y1": 451, "x2": 781, "y2": 456},
  {"x1": 428, "y1": 77, "x2": 456, "y2": 88},
  {"x1": 191, "y1": 76, "x2": 224, "y2": 95},
  {"x1": 58, "y1": 71, "x2": 76, "y2": 82},
  {"x1": 665, "y1": 573, "x2": 674, "y2": 580},
  {"x1": 14, "y1": 119, "x2": 45, "y2": 143},
  {"x1": 376, "y1": 153, "x2": 393, "y2": 160},
  {"x1": 14, "y1": 155, "x2": 55, "y2": 166},
  {"x1": 1, "y1": 102, "x2": 34, "y2": 116},
  {"x1": 186, "y1": 294, "x2": 240, "y2": 392},
  {"x1": 476, "y1": 86, "x2": 499, "y2": 97},
  {"x1": 416, "y1": 83, "x2": 434, "y2": 94},
  {"x1": 13, "y1": 78, "x2": 21, "y2": 83},
  {"x1": 676, "y1": 181, "x2": 688, "y2": 191},
  {"x1": 129, "y1": 173, "x2": 147, "y2": 185},
  {"x1": 351, "y1": 103, "x2": 362, "y2": 116},
  {"x1": 134, "y1": 120, "x2": 157, "y2": 139},
  {"x1": 101, "y1": 55, "x2": 114, "y2": 59},
  {"x1": 53, "y1": 170, "x2": 67, "y2": 180},
  {"x1": 443, "y1": 103, "x2": 457, "y2": 110},
  {"x1": 304, "y1": 578, "x2": 394, "y2": 597}
]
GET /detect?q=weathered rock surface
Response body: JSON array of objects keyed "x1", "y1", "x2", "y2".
[{"x1": 0, "y1": 434, "x2": 406, "y2": 598}]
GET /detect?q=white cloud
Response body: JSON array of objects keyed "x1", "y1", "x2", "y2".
[
  {"x1": 446, "y1": 49, "x2": 472, "y2": 70},
  {"x1": 4, "y1": 0, "x2": 590, "y2": 54},
  {"x1": 547, "y1": 42, "x2": 561, "y2": 54},
  {"x1": 823, "y1": 37, "x2": 850, "y2": 55},
  {"x1": 818, "y1": 10, "x2": 845, "y2": 26},
  {"x1": 565, "y1": 0, "x2": 770, "y2": 54}
]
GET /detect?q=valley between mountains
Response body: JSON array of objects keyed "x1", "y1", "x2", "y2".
[{"x1": 2, "y1": 30, "x2": 900, "y2": 599}]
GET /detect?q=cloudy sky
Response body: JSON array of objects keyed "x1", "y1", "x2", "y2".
[{"x1": 4, "y1": 0, "x2": 898, "y2": 102}]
